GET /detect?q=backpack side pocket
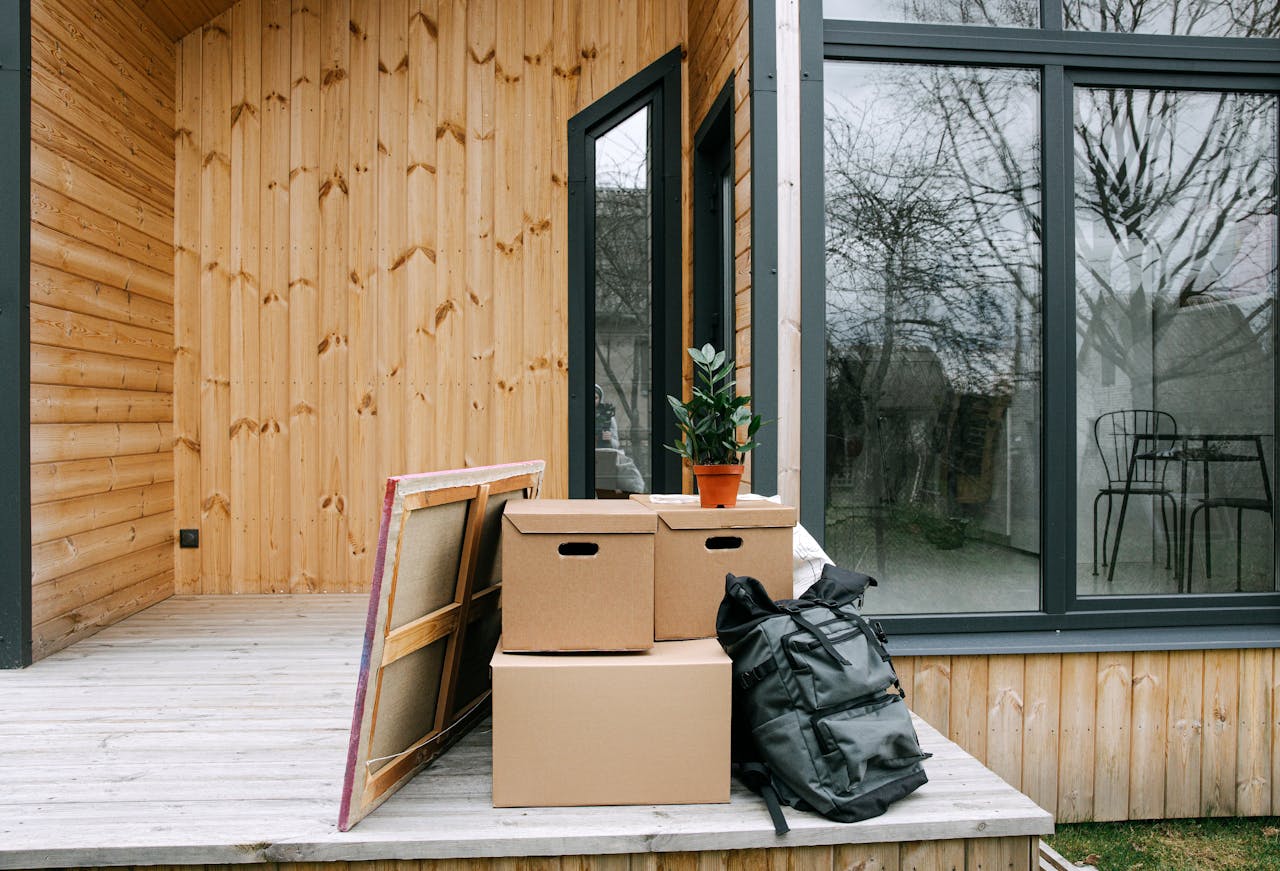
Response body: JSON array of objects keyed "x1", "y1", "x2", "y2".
[{"x1": 814, "y1": 694, "x2": 930, "y2": 792}]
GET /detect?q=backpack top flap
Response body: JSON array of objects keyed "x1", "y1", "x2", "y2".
[
  {"x1": 716, "y1": 573, "x2": 784, "y2": 647},
  {"x1": 800, "y1": 563, "x2": 877, "y2": 608}
]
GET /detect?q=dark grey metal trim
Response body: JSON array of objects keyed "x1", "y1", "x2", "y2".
[
  {"x1": 878, "y1": 597, "x2": 1280, "y2": 636},
  {"x1": 749, "y1": 0, "x2": 779, "y2": 496},
  {"x1": 1041, "y1": 0, "x2": 1062, "y2": 31},
  {"x1": 1042, "y1": 64, "x2": 1071, "y2": 615},
  {"x1": 888, "y1": 624, "x2": 1280, "y2": 657},
  {"x1": 798, "y1": 0, "x2": 826, "y2": 539},
  {"x1": 567, "y1": 47, "x2": 683, "y2": 498},
  {"x1": 823, "y1": 20, "x2": 1280, "y2": 70},
  {"x1": 0, "y1": 0, "x2": 31, "y2": 669}
]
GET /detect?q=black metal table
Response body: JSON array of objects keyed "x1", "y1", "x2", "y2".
[{"x1": 1107, "y1": 433, "x2": 1268, "y2": 590}]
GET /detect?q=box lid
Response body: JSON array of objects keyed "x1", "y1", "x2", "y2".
[
  {"x1": 503, "y1": 498, "x2": 657, "y2": 534},
  {"x1": 630, "y1": 494, "x2": 797, "y2": 530},
  {"x1": 492, "y1": 637, "x2": 727, "y2": 668}
]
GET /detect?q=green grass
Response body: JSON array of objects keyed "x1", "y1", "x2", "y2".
[{"x1": 1047, "y1": 818, "x2": 1280, "y2": 870}]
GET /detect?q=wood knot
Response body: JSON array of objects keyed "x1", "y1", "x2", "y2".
[
  {"x1": 322, "y1": 65, "x2": 348, "y2": 87},
  {"x1": 434, "y1": 298, "x2": 457, "y2": 327},
  {"x1": 436, "y1": 121, "x2": 466, "y2": 144},
  {"x1": 228, "y1": 417, "x2": 259, "y2": 438},
  {"x1": 411, "y1": 10, "x2": 438, "y2": 38}
]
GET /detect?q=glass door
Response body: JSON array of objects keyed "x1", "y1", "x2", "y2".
[{"x1": 568, "y1": 49, "x2": 683, "y2": 498}]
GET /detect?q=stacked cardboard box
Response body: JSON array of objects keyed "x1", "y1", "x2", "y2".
[
  {"x1": 492, "y1": 496, "x2": 795, "y2": 808},
  {"x1": 630, "y1": 496, "x2": 796, "y2": 640}
]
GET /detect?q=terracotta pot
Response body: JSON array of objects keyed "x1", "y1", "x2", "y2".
[{"x1": 693, "y1": 464, "x2": 745, "y2": 509}]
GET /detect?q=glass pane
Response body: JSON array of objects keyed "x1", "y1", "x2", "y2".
[
  {"x1": 824, "y1": 62, "x2": 1043, "y2": 615},
  {"x1": 824, "y1": 0, "x2": 1039, "y2": 28},
  {"x1": 594, "y1": 106, "x2": 652, "y2": 496},
  {"x1": 1064, "y1": 0, "x2": 1279, "y2": 38},
  {"x1": 720, "y1": 168, "x2": 735, "y2": 355},
  {"x1": 1075, "y1": 87, "x2": 1279, "y2": 596}
]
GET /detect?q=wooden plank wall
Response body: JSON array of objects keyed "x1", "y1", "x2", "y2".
[
  {"x1": 65, "y1": 841, "x2": 1040, "y2": 871},
  {"x1": 897, "y1": 649, "x2": 1280, "y2": 823},
  {"x1": 28, "y1": 0, "x2": 177, "y2": 659},
  {"x1": 687, "y1": 0, "x2": 751, "y2": 485},
  {"x1": 174, "y1": 0, "x2": 688, "y2": 594}
]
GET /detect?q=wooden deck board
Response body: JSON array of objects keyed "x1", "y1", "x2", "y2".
[{"x1": 0, "y1": 596, "x2": 1051, "y2": 869}]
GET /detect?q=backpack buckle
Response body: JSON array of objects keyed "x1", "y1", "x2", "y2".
[
  {"x1": 737, "y1": 659, "x2": 777, "y2": 690},
  {"x1": 873, "y1": 620, "x2": 889, "y2": 645}
]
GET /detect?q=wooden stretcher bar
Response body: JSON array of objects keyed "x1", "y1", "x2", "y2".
[{"x1": 338, "y1": 461, "x2": 544, "y2": 830}]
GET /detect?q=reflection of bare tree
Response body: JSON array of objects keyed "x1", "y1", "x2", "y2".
[
  {"x1": 1064, "y1": 0, "x2": 1278, "y2": 37},
  {"x1": 593, "y1": 114, "x2": 653, "y2": 484},
  {"x1": 827, "y1": 0, "x2": 1038, "y2": 27},
  {"x1": 825, "y1": 66, "x2": 1038, "y2": 529},
  {"x1": 1074, "y1": 86, "x2": 1276, "y2": 405}
]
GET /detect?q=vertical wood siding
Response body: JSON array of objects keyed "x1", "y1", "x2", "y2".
[
  {"x1": 28, "y1": 0, "x2": 176, "y2": 659},
  {"x1": 61, "y1": 840, "x2": 1039, "y2": 871},
  {"x1": 897, "y1": 649, "x2": 1279, "y2": 823},
  {"x1": 687, "y1": 0, "x2": 750, "y2": 486},
  {"x1": 175, "y1": 0, "x2": 689, "y2": 593}
]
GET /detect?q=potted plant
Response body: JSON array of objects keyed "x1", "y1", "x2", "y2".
[{"x1": 666, "y1": 344, "x2": 764, "y2": 508}]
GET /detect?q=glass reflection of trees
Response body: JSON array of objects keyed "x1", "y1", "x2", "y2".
[
  {"x1": 1065, "y1": 0, "x2": 1279, "y2": 37},
  {"x1": 824, "y1": 62, "x2": 1041, "y2": 584},
  {"x1": 1075, "y1": 87, "x2": 1277, "y2": 415},
  {"x1": 823, "y1": 0, "x2": 1038, "y2": 27},
  {"x1": 593, "y1": 110, "x2": 653, "y2": 490}
]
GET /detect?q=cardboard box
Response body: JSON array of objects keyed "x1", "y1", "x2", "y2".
[
  {"x1": 631, "y1": 496, "x2": 796, "y2": 640},
  {"x1": 490, "y1": 638, "x2": 731, "y2": 807},
  {"x1": 501, "y1": 499, "x2": 655, "y2": 651}
]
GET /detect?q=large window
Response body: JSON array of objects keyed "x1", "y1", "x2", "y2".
[{"x1": 812, "y1": 1, "x2": 1280, "y2": 630}]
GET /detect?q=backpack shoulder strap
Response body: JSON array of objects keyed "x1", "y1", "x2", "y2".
[{"x1": 732, "y1": 762, "x2": 791, "y2": 835}]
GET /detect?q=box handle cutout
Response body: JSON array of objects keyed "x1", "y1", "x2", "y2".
[
  {"x1": 706, "y1": 535, "x2": 744, "y2": 551},
  {"x1": 558, "y1": 542, "x2": 600, "y2": 557}
]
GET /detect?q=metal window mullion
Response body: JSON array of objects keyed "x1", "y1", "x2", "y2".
[
  {"x1": 750, "y1": 0, "x2": 780, "y2": 496},
  {"x1": 799, "y1": 0, "x2": 827, "y2": 538},
  {"x1": 1043, "y1": 64, "x2": 1073, "y2": 615},
  {"x1": 656, "y1": 66, "x2": 684, "y2": 494},
  {"x1": 1042, "y1": 0, "x2": 1063, "y2": 31},
  {"x1": 567, "y1": 123, "x2": 593, "y2": 498},
  {"x1": 822, "y1": 20, "x2": 1280, "y2": 67}
]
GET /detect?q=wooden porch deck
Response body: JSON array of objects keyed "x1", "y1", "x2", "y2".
[{"x1": 0, "y1": 596, "x2": 1052, "y2": 870}]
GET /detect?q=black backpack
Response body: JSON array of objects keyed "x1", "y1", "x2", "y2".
[{"x1": 715, "y1": 564, "x2": 930, "y2": 834}]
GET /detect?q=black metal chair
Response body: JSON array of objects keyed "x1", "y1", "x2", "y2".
[
  {"x1": 1092, "y1": 410, "x2": 1179, "y2": 576},
  {"x1": 1186, "y1": 436, "x2": 1273, "y2": 592}
]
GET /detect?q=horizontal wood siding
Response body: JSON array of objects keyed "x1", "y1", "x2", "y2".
[
  {"x1": 29, "y1": 0, "x2": 176, "y2": 659},
  {"x1": 897, "y1": 649, "x2": 1279, "y2": 823}
]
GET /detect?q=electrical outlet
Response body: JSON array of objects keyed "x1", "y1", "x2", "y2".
[{"x1": 179, "y1": 528, "x2": 200, "y2": 548}]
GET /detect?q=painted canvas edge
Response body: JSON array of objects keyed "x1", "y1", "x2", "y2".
[
  {"x1": 338, "y1": 460, "x2": 546, "y2": 830},
  {"x1": 338, "y1": 474, "x2": 399, "y2": 831}
]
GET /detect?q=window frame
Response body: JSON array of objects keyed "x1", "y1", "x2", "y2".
[
  {"x1": 567, "y1": 48, "x2": 683, "y2": 499},
  {"x1": 802, "y1": 1, "x2": 1280, "y2": 634},
  {"x1": 0, "y1": 0, "x2": 30, "y2": 670}
]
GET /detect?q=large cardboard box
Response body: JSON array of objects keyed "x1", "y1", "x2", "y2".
[
  {"x1": 501, "y1": 499, "x2": 655, "y2": 651},
  {"x1": 631, "y1": 496, "x2": 796, "y2": 640},
  {"x1": 490, "y1": 638, "x2": 731, "y2": 807}
]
